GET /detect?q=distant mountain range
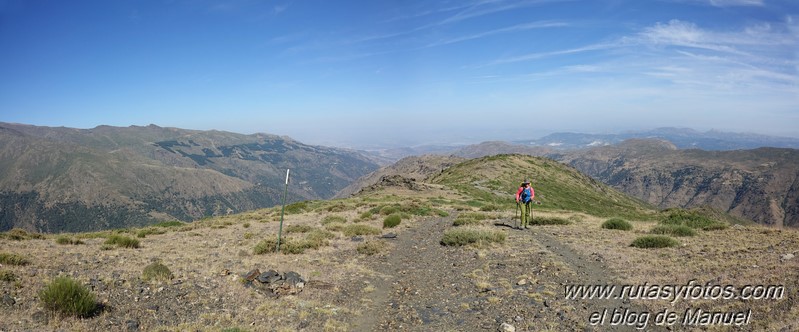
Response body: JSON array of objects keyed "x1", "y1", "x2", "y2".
[
  {"x1": 515, "y1": 127, "x2": 799, "y2": 151},
  {"x1": 0, "y1": 123, "x2": 379, "y2": 232}
]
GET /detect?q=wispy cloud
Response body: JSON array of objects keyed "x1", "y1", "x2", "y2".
[
  {"x1": 436, "y1": 0, "x2": 570, "y2": 26},
  {"x1": 708, "y1": 0, "x2": 764, "y2": 7},
  {"x1": 426, "y1": 21, "x2": 569, "y2": 47}
]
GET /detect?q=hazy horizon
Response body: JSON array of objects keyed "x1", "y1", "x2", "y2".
[{"x1": 1, "y1": 1, "x2": 797, "y2": 148}]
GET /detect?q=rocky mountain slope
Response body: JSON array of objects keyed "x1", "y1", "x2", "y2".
[
  {"x1": 334, "y1": 155, "x2": 466, "y2": 198},
  {"x1": 0, "y1": 123, "x2": 378, "y2": 232},
  {"x1": 1, "y1": 154, "x2": 796, "y2": 331},
  {"x1": 554, "y1": 139, "x2": 799, "y2": 227}
]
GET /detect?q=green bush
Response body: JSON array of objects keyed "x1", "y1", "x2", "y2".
[
  {"x1": 358, "y1": 211, "x2": 374, "y2": 221},
  {"x1": 342, "y1": 224, "x2": 381, "y2": 237},
  {"x1": 601, "y1": 218, "x2": 633, "y2": 231},
  {"x1": 530, "y1": 217, "x2": 570, "y2": 226},
  {"x1": 285, "y1": 201, "x2": 309, "y2": 214},
  {"x1": 661, "y1": 209, "x2": 728, "y2": 230},
  {"x1": 55, "y1": 235, "x2": 84, "y2": 245},
  {"x1": 0, "y1": 252, "x2": 30, "y2": 266},
  {"x1": 379, "y1": 205, "x2": 400, "y2": 215},
  {"x1": 153, "y1": 221, "x2": 185, "y2": 228},
  {"x1": 479, "y1": 204, "x2": 500, "y2": 212},
  {"x1": 631, "y1": 235, "x2": 679, "y2": 248},
  {"x1": 0, "y1": 270, "x2": 16, "y2": 282},
  {"x1": 356, "y1": 241, "x2": 387, "y2": 255},
  {"x1": 650, "y1": 224, "x2": 696, "y2": 237},
  {"x1": 285, "y1": 224, "x2": 313, "y2": 233},
  {"x1": 2, "y1": 228, "x2": 44, "y2": 241},
  {"x1": 441, "y1": 227, "x2": 506, "y2": 247},
  {"x1": 104, "y1": 235, "x2": 140, "y2": 249},
  {"x1": 136, "y1": 227, "x2": 167, "y2": 238},
  {"x1": 321, "y1": 215, "x2": 347, "y2": 225},
  {"x1": 383, "y1": 214, "x2": 402, "y2": 228},
  {"x1": 39, "y1": 277, "x2": 98, "y2": 318},
  {"x1": 142, "y1": 262, "x2": 174, "y2": 282}
]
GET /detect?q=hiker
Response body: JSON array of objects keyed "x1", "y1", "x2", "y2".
[{"x1": 515, "y1": 179, "x2": 535, "y2": 229}]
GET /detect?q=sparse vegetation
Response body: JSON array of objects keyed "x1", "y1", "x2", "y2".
[
  {"x1": 254, "y1": 230, "x2": 335, "y2": 255},
  {"x1": 285, "y1": 224, "x2": 313, "y2": 233},
  {"x1": 153, "y1": 221, "x2": 185, "y2": 228},
  {"x1": 630, "y1": 235, "x2": 679, "y2": 248},
  {"x1": 650, "y1": 224, "x2": 697, "y2": 237},
  {"x1": 601, "y1": 218, "x2": 633, "y2": 231},
  {"x1": 660, "y1": 208, "x2": 728, "y2": 230},
  {"x1": 453, "y1": 212, "x2": 489, "y2": 226},
  {"x1": 383, "y1": 214, "x2": 402, "y2": 228},
  {"x1": 529, "y1": 217, "x2": 570, "y2": 226},
  {"x1": 142, "y1": 262, "x2": 174, "y2": 282},
  {"x1": 1, "y1": 228, "x2": 44, "y2": 241},
  {"x1": 136, "y1": 227, "x2": 166, "y2": 238},
  {"x1": 441, "y1": 227, "x2": 506, "y2": 247},
  {"x1": 342, "y1": 224, "x2": 381, "y2": 237},
  {"x1": 0, "y1": 252, "x2": 30, "y2": 266},
  {"x1": 39, "y1": 277, "x2": 98, "y2": 318},
  {"x1": 55, "y1": 235, "x2": 84, "y2": 245},
  {"x1": 0, "y1": 270, "x2": 17, "y2": 282},
  {"x1": 104, "y1": 235, "x2": 140, "y2": 249},
  {"x1": 285, "y1": 201, "x2": 309, "y2": 214},
  {"x1": 321, "y1": 215, "x2": 347, "y2": 225},
  {"x1": 356, "y1": 241, "x2": 387, "y2": 255}
]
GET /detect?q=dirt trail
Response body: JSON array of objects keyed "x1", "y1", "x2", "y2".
[{"x1": 353, "y1": 214, "x2": 658, "y2": 331}]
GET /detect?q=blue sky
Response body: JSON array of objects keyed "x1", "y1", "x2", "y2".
[{"x1": 1, "y1": 0, "x2": 797, "y2": 148}]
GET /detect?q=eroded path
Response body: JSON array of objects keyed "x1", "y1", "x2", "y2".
[{"x1": 353, "y1": 214, "x2": 654, "y2": 331}]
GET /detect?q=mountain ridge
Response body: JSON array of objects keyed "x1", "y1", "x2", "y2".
[{"x1": 0, "y1": 122, "x2": 379, "y2": 232}]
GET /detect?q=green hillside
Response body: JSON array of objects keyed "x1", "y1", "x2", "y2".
[{"x1": 428, "y1": 154, "x2": 656, "y2": 220}]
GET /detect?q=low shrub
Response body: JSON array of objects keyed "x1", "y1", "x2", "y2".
[
  {"x1": 254, "y1": 230, "x2": 335, "y2": 255},
  {"x1": 650, "y1": 224, "x2": 697, "y2": 237},
  {"x1": 0, "y1": 270, "x2": 16, "y2": 282},
  {"x1": 441, "y1": 227, "x2": 506, "y2": 247},
  {"x1": 136, "y1": 228, "x2": 166, "y2": 238},
  {"x1": 379, "y1": 205, "x2": 400, "y2": 215},
  {"x1": 358, "y1": 211, "x2": 374, "y2": 221},
  {"x1": 631, "y1": 235, "x2": 679, "y2": 248},
  {"x1": 39, "y1": 277, "x2": 98, "y2": 318},
  {"x1": 55, "y1": 235, "x2": 84, "y2": 245},
  {"x1": 342, "y1": 224, "x2": 381, "y2": 237},
  {"x1": 356, "y1": 241, "x2": 387, "y2": 255},
  {"x1": 0, "y1": 252, "x2": 30, "y2": 266},
  {"x1": 104, "y1": 235, "x2": 140, "y2": 249},
  {"x1": 284, "y1": 201, "x2": 309, "y2": 214},
  {"x1": 661, "y1": 209, "x2": 728, "y2": 230},
  {"x1": 321, "y1": 215, "x2": 347, "y2": 225},
  {"x1": 601, "y1": 218, "x2": 633, "y2": 231},
  {"x1": 529, "y1": 217, "x2": 570, "y2": 226},
  {"x1": 142, "y1": 262, "x2": 174, "y2": 282},
  {"x1": 479, "y1": 204, "x2": 500, "y2": 212},
  {"x1": 153, "y1": 221, "x2": 185, "y2": 228},
  {"x1": 383, "y1": 214, "x2": 402, "y2": 228},
  {"x1": 285, "y1": 224, "x2": 313, "y2": 233},
  {"x1": 2, "y1": 228, "x2": 44, "y2": 241}
]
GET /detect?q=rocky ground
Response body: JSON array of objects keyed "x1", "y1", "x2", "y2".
[{"x1": 1, "y1": 195, "x2": 797, "y2": 331}]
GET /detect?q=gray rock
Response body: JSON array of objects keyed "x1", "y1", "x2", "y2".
[
  {"x1": 781, "y1": 253, "x2": 795, "y2": 261},
  {"x1": 499, "y1": 322, "x2": 516, "y2": 332},
  {"x1": 32, "y1": 311, "x2": 48, "y2": 325},
  {"x1": 381, "y1": 233, "x2": 397, "y2": 239},
  {"x1": 257, "y1": 270, "x2": 281, "y2": 284},
  {"x1": 351, "y1": 236, "x2": 364, "y2": 242},
  {"x1": 244, "y1": 269, "x2": 260, "y2": 281},
  {"x1": 126, "y1": 319, "x2": 140, "y2": 331},
  {"x1": 284, "y1": 271, "x2": 304, "y2": 286},
  {"x1": 1, "y1": 293, "x2": 15, "y2": 306}
]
